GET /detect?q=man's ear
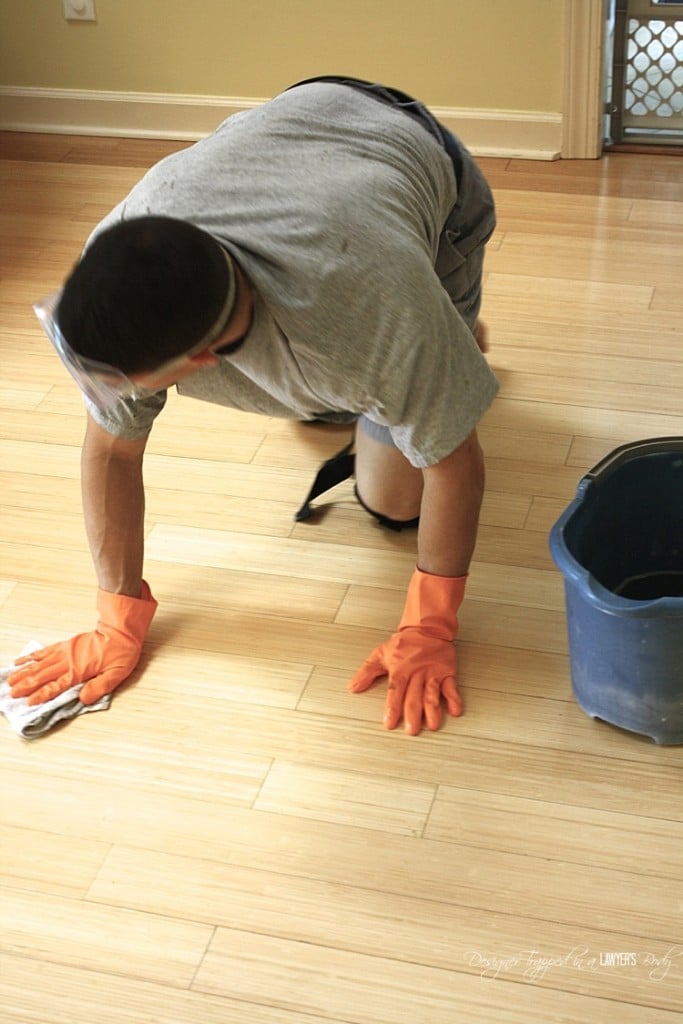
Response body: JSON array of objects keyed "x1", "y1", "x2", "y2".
[{"x1": 187, "y1": 348, "x2": 220, "y2": 369}]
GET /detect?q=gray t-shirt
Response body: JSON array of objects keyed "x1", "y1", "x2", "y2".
[{"x1": 85, "y1": 82, "x2": 498, "y2": 467}]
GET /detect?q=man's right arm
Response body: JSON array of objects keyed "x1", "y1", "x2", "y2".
[
  {"x1": 82, "y1": 413, "x2": 149, "y2": 596},
  {"x1": 8, "y1": 413, "x2": 157, "y2": 706}
]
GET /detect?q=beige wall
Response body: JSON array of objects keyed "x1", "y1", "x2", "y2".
[{"x1": 0, "y1": 0, "x2": 564, "y2": 113}]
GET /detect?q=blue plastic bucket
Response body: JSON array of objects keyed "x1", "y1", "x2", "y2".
[{"x1": 550, "y1": 437, "x2": 683, "y2": 745}]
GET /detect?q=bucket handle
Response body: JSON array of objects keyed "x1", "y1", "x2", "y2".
[{"x1": 586, "y1": 436, "x2": 683, "y2": 483}]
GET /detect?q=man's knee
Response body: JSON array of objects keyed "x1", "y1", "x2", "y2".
[
  {"x1": 354, "y1": 417, "x2": 423, "y2": 529},
  {"x1": 354, "y1": 484, "x2": 419, "y2": 532}
]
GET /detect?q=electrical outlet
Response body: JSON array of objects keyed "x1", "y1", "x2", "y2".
[{"x1": 63, "y1": 0, "x2": 96, "y2": 21}]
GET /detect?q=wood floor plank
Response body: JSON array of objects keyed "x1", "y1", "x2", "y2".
[
  {"x1": 483, "y1": 318, "x2": 683, "y2": 361},
  {"x1": 338, "y1": 587, "x2": 567, "y2": 653},
  {"x1": 115, "y1": 643, "x2": 312, "y2": 709},
  {"x1": 300, "y1": 642, "x2": 571, "y2": 704},
  {"x1": 482, "y1": 285, "x2": 680, "y2": 334},
  {"x1": 87, "y1": 844, "x2": 683, "y2": 1008},
  {"x1": 629, "y1": 198, "x2": 683, "y2": 227},
  {"x1": 493, "y1": 368, "x2": 682, "y2": 418},
  {"x1": 0, "y1": 824, "x2": 109, "y2": 898},
  {"x1": 0, "y1": 887, "x2": 213, "y2": 987},
  {"x1": 496, "y1": 153, "x2": 683, "y2": 201},
  {"x1": 0, "y1": 581, "x2": 16, "y2": 610},
  {"x1": 193, "y1": 929, "x2": 682, "y2": 1022},
  {"x1": 525, "y1": 495, "x2": 571, "y2": 534},
  {"x1": 494, "y1": 187, "x2": 636, "y2": 226},
  {"x1": 144, "y1": 523, "x2": 417, "y2": 588},
  {"x1": 0, "y1": 406, "x2": 270, "y2": 462},
  {"x1": 0, "y1": 952, "x2": 371, "y2": 1024},
  {"x1": 295, "y1": 662, "x2": 683, "y2": 769},
  {"x1": 0, "y1": 695, "x2": 273, "y2": 809},
  {"x1": 424, "y1": 788, "x2": 683, "y2": 878},
  {"x1": 488, "y1": 233, "x2": 682, "y2": 288},
  {"x1": 651, "y1": 282, "x2": 683, "y2": 313},
  {"x1": 491, "y1": 344, "x2": 683, "y2": 390},
  {"x1": 253, "y1": 760, "x2": 437, "y2": 836},
  {"x1": 481, "y1": 397, "x2": 683, "y2": 452}
]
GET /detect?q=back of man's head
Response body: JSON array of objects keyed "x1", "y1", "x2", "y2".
[{"x1": 57, "y1": 216, "x2": 235, "y2": 374}]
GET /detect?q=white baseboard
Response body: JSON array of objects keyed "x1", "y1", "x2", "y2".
[
  {"x1": 433, "y1": 105, "x2": 562, "y2": 160},
  {"x1": 0, "y1": 86, "x2": 562, "y2": 160}
]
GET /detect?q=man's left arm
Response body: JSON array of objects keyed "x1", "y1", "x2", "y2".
[
  {"x1": 349, "y1": 429, "x2": 485, "y2": 734},
  {"x1": 417, "y1": 428, "x2": 485, "y2": 578}
]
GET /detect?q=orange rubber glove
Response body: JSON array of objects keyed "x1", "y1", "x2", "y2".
[
  {"x1": 349, "y1": 568, "x2": 466, "y2": 735},
  {"x1": 8, "y1": 582, "x2": 157, "y2": 706}
]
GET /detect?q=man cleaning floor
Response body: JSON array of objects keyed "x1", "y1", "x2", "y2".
[{"x1": 8, "y1": 76, "x2": 498, "y2": 736}]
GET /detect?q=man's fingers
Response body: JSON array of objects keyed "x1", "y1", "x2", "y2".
[
  {"x1": 383, "y1": 675, "x2": 410, "y2": 730},
  {"x1": 26, "y1": 675, "x2": 73, "y2": 706},
  {"x1": 423, "y1": 678, "x2": 443, "y2": 731},
  {"x1": 348, "y1": 652, "x2": 387, "y2": 694},
  {"x1": 79, "y1": 668, "x2": 123, "y2": 704},
  {"x1": 442, "y1": 676, "x2": 463, "y2": 717},
  {"x1": 352, "y1": 637, "x2": 462, "y2": 735},
  {"x1": 401, "y1": 674, "x2": 427, "y2": 735},
  {"x1": 12, "y1": 650, "x2": 49, "y2": 667},
  {"x1": 9, "y1": 650, "x2": 68, "y2": 694},
  {"x1": 404, "y1": 676, "x2": 457, "y2": 734},
  {"x1": 10, "y1": 663, "x2": 68, "y2": 697}
]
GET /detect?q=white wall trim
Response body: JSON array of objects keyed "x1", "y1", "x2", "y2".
[
  {"x1": 0, "y1": 86, "x2": 563, "y2": 160},
  {"x1": 562, "y1": 0, "x2": 606, "y2": 158},
  {"x1": 433, "y1": 105, "x2": 562, "y2": 161},
  {"x1": 0, "y1": 86, "x2": 263, "y2": 141}
]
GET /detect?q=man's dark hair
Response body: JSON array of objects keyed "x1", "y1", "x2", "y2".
[{"x1": 57, "y1": 216, "x2": 235, "y2": 375}]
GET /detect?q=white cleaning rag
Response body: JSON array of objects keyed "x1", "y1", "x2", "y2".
[{"x1": 0, "y1": 643, "x2": 111, "y2": 740}]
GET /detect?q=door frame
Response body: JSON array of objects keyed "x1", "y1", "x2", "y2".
[{"x1": 563, "y1": 0, "x2": 608, "y2": 158}]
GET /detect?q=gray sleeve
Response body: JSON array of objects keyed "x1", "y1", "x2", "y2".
[
  {"x1": 388, "y1": 334, "x2": 499, "y2": 469},
  {"x1": 83, "y1": 389, "x2": 168, "y2": 440},
  {"x1": 328, "y1": 256, "x2": 499, "y2": 469}
]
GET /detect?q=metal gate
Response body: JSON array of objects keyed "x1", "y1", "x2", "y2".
[{"x1": 609, "y1": 0, "x2": 683, "y2": 145}]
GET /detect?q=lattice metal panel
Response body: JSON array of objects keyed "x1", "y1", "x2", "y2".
[{"x1": 623, "y1": 15, "x2": 683, "y2": 136}]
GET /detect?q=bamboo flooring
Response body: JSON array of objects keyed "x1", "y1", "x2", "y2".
[{"x1": 0, "y1": 132, "x2": 682, "y2": 1023}]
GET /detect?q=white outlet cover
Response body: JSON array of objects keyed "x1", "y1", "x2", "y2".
[{"x1": 63, "y1": 0, "x2": 96, "y2": 21}]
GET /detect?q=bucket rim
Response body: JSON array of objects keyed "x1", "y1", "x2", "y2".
[{"x1": 586, "y1": 436, "x2": 683, "y2": 484}]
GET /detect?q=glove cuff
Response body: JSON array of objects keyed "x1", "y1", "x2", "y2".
[
  {"x1": 398, "y1": 567, "x2": 467, "y2": 640},
  {"x1": 96, "y1": 580, "x2": 158, "y2": 645}
]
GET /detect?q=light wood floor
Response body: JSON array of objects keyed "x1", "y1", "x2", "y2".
[{"x1": 1, "y1": 131, "x2": 682, "y2": 1023}]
